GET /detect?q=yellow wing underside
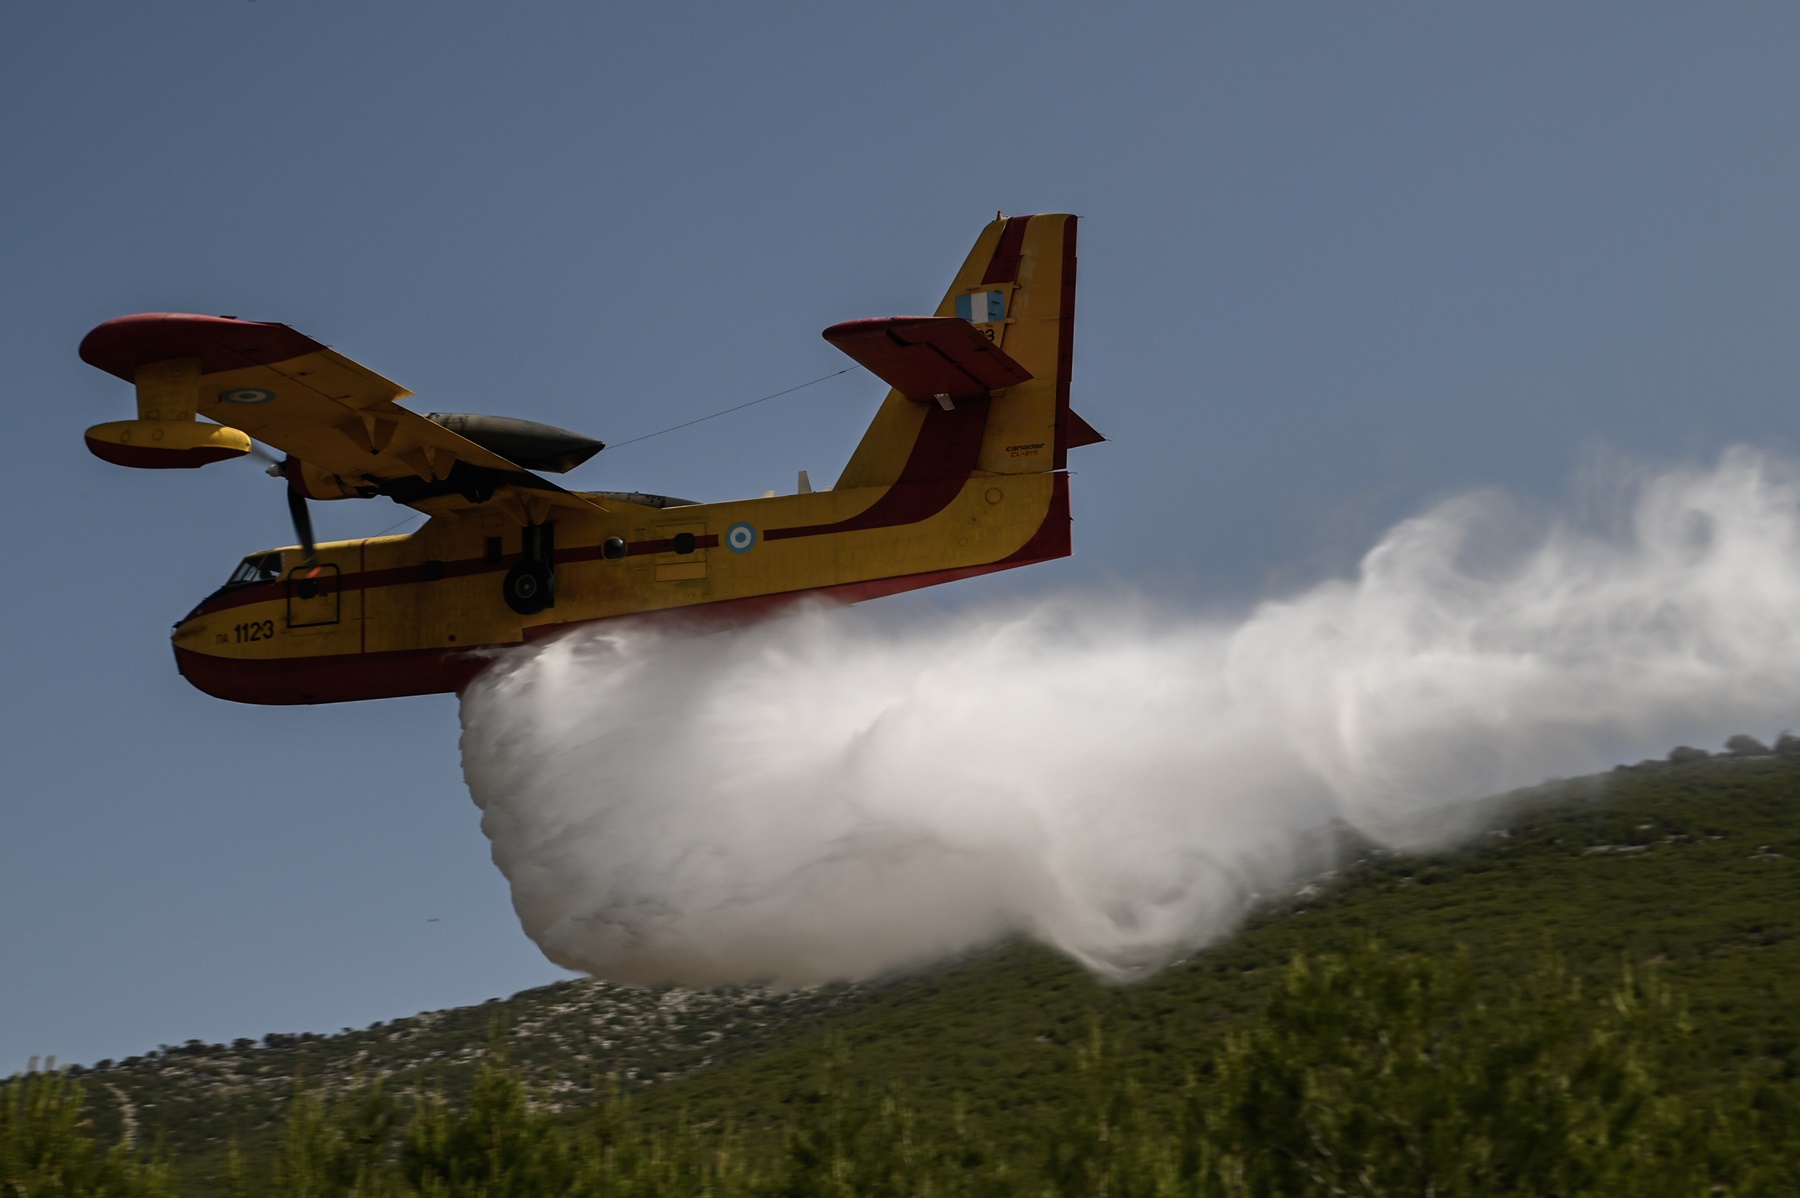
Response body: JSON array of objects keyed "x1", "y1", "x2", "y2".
[{"x1": 197, "y1": 346, "x2": 603, "y2": 522}]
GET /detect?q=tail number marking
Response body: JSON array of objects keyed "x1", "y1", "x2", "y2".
[{"x1": 234, "y1": 620, "x2": 276, "y2": 643}]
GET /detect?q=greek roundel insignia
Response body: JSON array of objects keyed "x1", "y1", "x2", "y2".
[
  {"x1": 725, "y1": 522, "x2": 757, "y2": 554},
  {"x1": 220, "y1": 388, "x2": 277, "y2": 404}
]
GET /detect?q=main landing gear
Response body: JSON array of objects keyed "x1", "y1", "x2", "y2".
[{"x1": 503, "y1": 523, "x2": 556, "y2": 615}]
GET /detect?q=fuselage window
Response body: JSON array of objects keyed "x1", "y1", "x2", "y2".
[{"x1": 227, "y1": 552, "x2": 284, "y2": 585}]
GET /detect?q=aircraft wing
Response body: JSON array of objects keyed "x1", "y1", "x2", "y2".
[{"x1": 80, "y1": 313, "x2": 605, "y2": 521}]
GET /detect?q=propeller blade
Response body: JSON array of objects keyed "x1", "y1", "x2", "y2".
[{"x1": 286, "y1": 484, "x2": 317, "y2": 564}]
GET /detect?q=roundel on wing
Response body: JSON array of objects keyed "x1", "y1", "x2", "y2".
[
  {"x1": 725, "y1": 522, "x2": 757, "y2": 553},
  {"x1": 221, "y1": 388, "x2": 277, "y2": 404}
]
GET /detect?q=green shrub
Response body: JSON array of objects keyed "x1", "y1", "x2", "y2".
[{"x1": 0, "y1": 1061, "x2": 174, "y2": 1197}]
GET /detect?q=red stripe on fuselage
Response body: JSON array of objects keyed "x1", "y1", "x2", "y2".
[
  {"x1": 191, "y1": 445, "x2": 996, "y2": 619},
  {"x1": 174, "y1": 510, "x2": 1072, "y2": 706},
  {"x1": 189, "y1": 533, "x2": 738, "y2": 616},
  {"x1": 186, "y1": 555, "x2": 507, "y2": 617},
  {"x1": 764, "y1": 401, "x2": 988, "y2": 541}
]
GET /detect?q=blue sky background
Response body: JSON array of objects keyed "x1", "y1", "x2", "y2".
[{"x1": 7, "y1": 2, "x2": 1800, "y2": 1068}]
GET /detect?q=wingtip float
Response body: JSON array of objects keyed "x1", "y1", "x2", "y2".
[{"x1": 81, "y1": 214, "x2": 1103, "y2": 705}]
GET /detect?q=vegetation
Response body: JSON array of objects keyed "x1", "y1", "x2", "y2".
[
  {"x1": 7, "y1": 742, "x2": 1795, "y2": 1194},
  {"x1": 12, "y1": 945, "x2": 1798, "y2": 1195},
  {"x1": 1, "y1": 1063, "x2": 173, "y2": 1196},
  {"x1": 50, "y1": 979, "x2": 866, "y2": 1166}
]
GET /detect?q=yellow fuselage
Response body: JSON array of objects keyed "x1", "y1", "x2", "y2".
[{"x1": 175, "y1": 468, "x2": 1067, "y2": 703}]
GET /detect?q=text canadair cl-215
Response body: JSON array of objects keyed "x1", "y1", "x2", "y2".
[{"x1": 80, "y1": 214, "x2": 1101, "y2": 704}]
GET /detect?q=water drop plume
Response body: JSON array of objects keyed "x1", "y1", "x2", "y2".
[{"x1": 461, "y1": 449, "x2": 1800, "y2": 986}]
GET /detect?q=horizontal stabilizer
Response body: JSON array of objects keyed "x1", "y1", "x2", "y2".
[{"x1": 823, "y1": 317, "x2": 1032, "y2": 402}]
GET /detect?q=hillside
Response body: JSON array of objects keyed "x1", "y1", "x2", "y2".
[
  {"x1": 35, "y1": 743, "x2": 1799, "y2": 1187},
  {"x1": 614, "y1": 747, "x2": 1798, "y2": 1144},
  {"x1": 60, "y1": 970, "x2": 866, "y2": 1163}
]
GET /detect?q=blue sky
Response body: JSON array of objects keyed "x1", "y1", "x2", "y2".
[{"x1": 6, "y1": 2, "x2": 1800, "y2": 1068}]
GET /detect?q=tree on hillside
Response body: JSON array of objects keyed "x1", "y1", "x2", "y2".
[{"x1": 0, "y1": 1062, "x2": 173, "y2": 1197}]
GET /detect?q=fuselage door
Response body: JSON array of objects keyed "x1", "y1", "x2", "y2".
[{"x1": 286, "y1": 563, "x2": 341, "y2": 628}]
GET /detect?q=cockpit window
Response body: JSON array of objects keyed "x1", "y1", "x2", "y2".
[{"x1": 227, "y1": 552, "x2": 284, "y2": 586}]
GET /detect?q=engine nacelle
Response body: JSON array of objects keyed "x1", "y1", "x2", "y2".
[
  {"x1": 425, "y1": 412, "x2": 604, "y2": 473},
  {"x1": 84, "y1": 419, "x2": 251, "y2": 469}
]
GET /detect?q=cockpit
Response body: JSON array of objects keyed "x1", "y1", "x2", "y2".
[
  {"x1": 224, "y1": 552, "x2": 284, "y2": 587},
  {"x1": 181, "y1": 550, "x2": 287, "y2": 623}
]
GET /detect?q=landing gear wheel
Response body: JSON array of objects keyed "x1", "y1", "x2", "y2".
[{"x1": 502, "y1": 561, "x2": 555, "y2": 615}]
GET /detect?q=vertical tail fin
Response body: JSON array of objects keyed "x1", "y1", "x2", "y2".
[{"x1": 833, "y1": 214, "x2": 1089, "y2": 491}]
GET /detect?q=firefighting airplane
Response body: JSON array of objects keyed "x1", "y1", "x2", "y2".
[{"x1": 81, "y1": 214, "x2": 1101, "y2": 704}]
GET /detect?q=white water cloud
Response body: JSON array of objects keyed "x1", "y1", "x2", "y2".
[{"x1": 461, "y1": 449, "x2": 1800, "y2": 986}]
